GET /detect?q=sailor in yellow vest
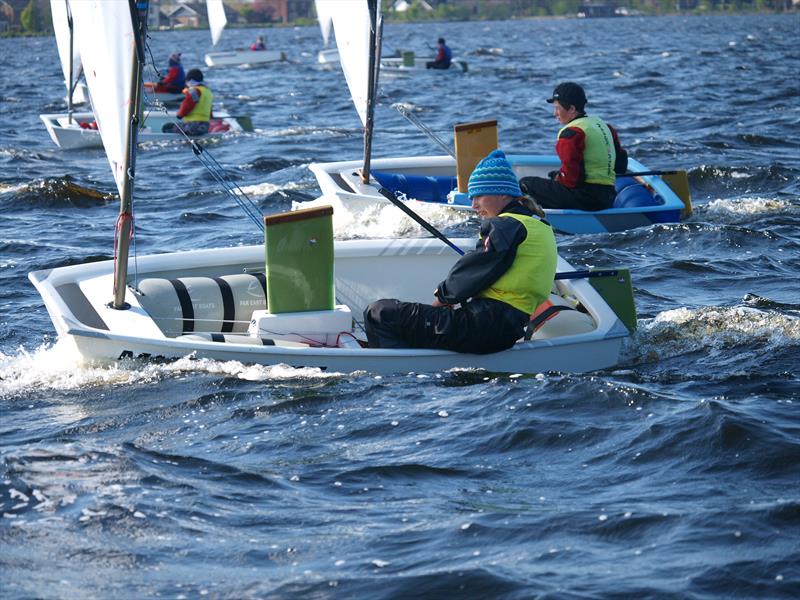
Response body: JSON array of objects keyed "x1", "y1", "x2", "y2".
[
  {"x1": 162, "y1": 68, "x2": 213, "y2": 136},
  {"x1": 520, "y1": 82, "x2": 628, "y2": 211},
  {"x1": 364, "y1": 150, "x2": 558, "y2": 354}
]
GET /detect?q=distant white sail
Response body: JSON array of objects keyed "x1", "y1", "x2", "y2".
[
  {"x1": 50, "y1": 0, "x2": 81, "y2": 94},
  {"x1": 330, "y1": 0, "x2": 378, "y2": 126},
  {"x1": 207, "y1": 0, "x2": 227, "y2": 46},
  {"x1": 70, "y1": 0, "x2": 137, "y2": 197},
  {"x1": 315, "y1": 0, "x2": 334, "y2": 47}
]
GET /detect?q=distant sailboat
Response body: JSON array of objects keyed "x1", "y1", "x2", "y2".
[
  {"x1": 315, "y1": 0, "x2": 339, "y2": 65},
  {"x1": 203, "y1": 0, "x2": 286, "y2": 68},
  {"x1": 40, "y1": 0, "x2": 250, "y2": 150}
]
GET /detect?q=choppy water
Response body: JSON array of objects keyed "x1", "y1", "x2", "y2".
[{"x1": 1, "y1": 13, "x2": 799, "y2": 599}]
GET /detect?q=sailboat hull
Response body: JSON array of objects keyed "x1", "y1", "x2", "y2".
[
  {"x1": 204, "y1": 50, "x2": 286, "y2": 68},
  {"x1": 28, "y1": 239, "x2": 629, "y2": 375},
  {"x1": 40, "y1": 111, "x2": 250, "y2": 150},
  {"x1": 309, "y1": 155, "x2": 687, "y2": 234},
  {"x1": 318, "y1": 48, "x2": 340, "y2": 64}
]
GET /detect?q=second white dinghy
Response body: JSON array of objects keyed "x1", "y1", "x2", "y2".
[{"x1": 308, "y1": 152, "x2": 691, "y2": 235}]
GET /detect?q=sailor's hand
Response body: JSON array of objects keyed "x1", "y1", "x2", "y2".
[{"x1": 548, "y1": 170, "x2": 559, "y2": 180}]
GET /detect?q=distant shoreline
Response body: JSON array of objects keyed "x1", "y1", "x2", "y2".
[{"x1": 1, "y1": 9, "x2": 794, "y2": 39}]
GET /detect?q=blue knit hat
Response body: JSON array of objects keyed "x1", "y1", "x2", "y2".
[{"x1": 467, "y1": 150, "x2": 522, "y2": 198}]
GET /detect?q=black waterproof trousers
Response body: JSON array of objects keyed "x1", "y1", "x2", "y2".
[
  {"x1": 519, "y1": 176, "x2": 615, "y2": 211},
  {"x1": 364, "y1": 297, "x2": 529, "y2": 355},
  {"x1": 161, "y1": 121, "x2": 209, "y2": 136}
]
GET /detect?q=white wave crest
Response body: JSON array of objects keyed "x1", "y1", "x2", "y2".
[
  {"x1": 294, "y1": 196, "x2": 471, "y2": 240},
  {"x1": 0, "y1": 340, "x2": 342, "y2": 397},
  {"x1": 0, "y1": 182, "x2": 28, "y2": 195},
  {"x1": 238, "y1": 181, "x2": 303, "y2": 197},
  {"x1": 624, "y1": 305, "x2": 800, "y2": 364},
  {"x1": 702, "y1": 196, "x2": 795, "y2": 218}
]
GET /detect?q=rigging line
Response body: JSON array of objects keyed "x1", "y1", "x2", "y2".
[
  {"x1": 143, "y1": 90, "x2": 263, "y2": 232},
  {"x1": 144, "y1": 39, "x2": 162, "y2": 80},
  {"x1": 192, "y1": 142, "x2": 263, "y2": 225},
  {"x1": 177, "y1": 132, "x2": 264, "y2": 232},
  {"x1": 394, "y1": 104, "x2": 455, "y2": 158}
]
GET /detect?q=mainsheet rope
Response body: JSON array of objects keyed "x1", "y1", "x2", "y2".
[{"x1": 139, "y1": 62, "x2": 265, "y2": 233}]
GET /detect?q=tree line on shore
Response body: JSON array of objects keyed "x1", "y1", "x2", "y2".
[{"x1": 4, "y1": 0, "x2": 795, "y2": 36}]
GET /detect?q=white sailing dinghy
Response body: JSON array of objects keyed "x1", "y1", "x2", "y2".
[
  {"x1": 309, "y1": 150, "x2": 691, "y2": 235},
  {"x1": 29, "y1": 0, "x2": 635, "y2": 375},
  {"x1": 43, "y1": 1, "x2": 253, "y2": 151},
  {"x1": 40, "y1": 109, "x2": 252, "y2": 150},
  {"x1": 203, "y1": 0, "x2": 286, "y2": 68},
  {"x1": 380, "y1": 50, "x2": 468, "y2": 73}
]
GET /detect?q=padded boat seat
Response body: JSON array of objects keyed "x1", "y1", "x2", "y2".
[
  {"x1": 135, "y1": 273, "x2": 267, "y2": 338},
  {"x1": 371, "y1": 171, "x2": 457, "y2": 204},
  {"x1": 614, "y1": 181, "x2": 663, "y2": 208}
]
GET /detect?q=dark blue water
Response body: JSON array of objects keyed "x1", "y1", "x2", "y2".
[{"x1": 1, "y1": 14, "x2": 799, "y2": 598}]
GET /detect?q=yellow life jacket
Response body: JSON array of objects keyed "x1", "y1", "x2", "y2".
[
  {"x1": 183, "y1": 84, "x2": 213, "y2": 123},
  {"x1": 559, "y1": 116, "x2": 617, "y2": 186},
  {"x1": 476, "y1": 213, "x2": 557, "y2": 314}
]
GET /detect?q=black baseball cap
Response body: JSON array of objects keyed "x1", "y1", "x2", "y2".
[
  {"x1": 186, "y1": 68, "x2": 204, "y2": 83},
  {"x1": 546, "y1": 82, "x2": 587, "y2": 110}
]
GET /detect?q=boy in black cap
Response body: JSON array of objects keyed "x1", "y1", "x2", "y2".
[{"x1": 519, "y1": 82, "x2": 628, "y2": 211}]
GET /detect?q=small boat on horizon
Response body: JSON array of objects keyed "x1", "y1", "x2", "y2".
[{"x1": 203, "y1": 0, "x2": 287, "y2": 68}]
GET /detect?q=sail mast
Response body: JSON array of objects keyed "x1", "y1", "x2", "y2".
[
  {"x1": 51, "y1": 0, "x2": 80, "y2": 123},
  {"x1": 66, "y1": 0, "x2": 74, "y2": 122},
  {"x1": 111, "y1": 0, "x2": 149, "y2": 309},
  {"x1": 361, "y1": 0, "x2": 381, "y2": 184}
]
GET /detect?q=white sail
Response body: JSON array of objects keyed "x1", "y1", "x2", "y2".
[
  {"x1": 329, "y1": 0, "x2": 378, "y2": 126},
  {"x1": 70, "y1": 0, "x2": 137, "y2": 197},
  {"x1": 314, "y1": 0, "x2": 334, "y2": 47},
  {"x1": 207, "y1": 0, "x2": 227, "y2": 46},
  {"x1": 50, "y1": 0, "x2": 81, "y2": 94}
]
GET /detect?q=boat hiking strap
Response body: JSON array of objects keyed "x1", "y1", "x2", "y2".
[{"x1": 523, "y1": 304, "x2": 575, "y2": 341}]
